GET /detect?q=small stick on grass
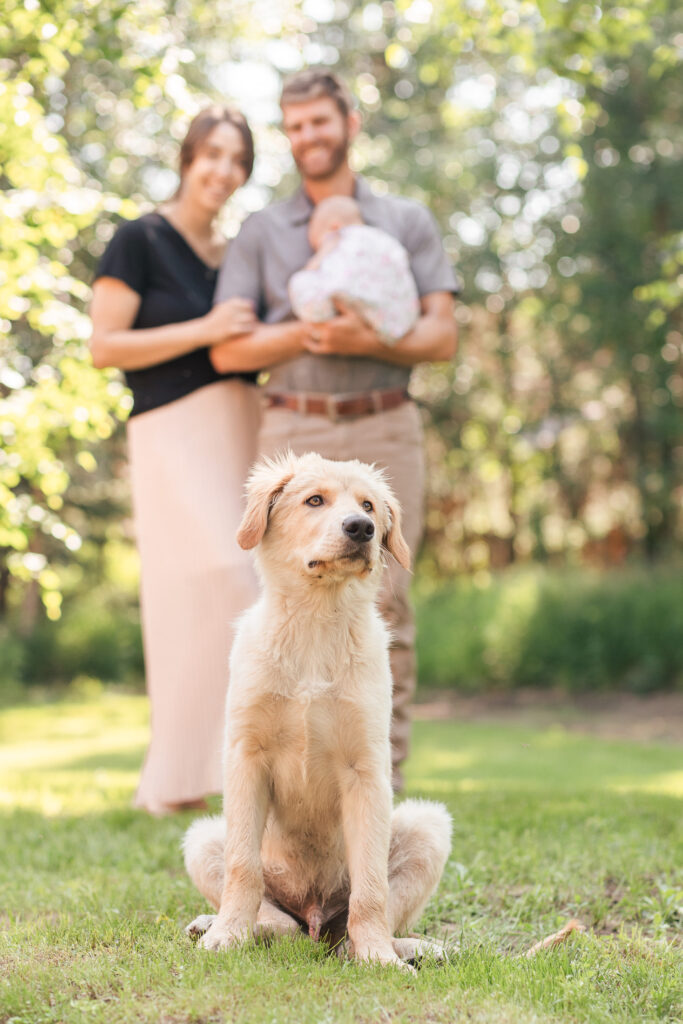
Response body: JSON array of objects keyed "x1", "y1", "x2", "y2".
[{"x1": 524, "y1": 918, "x2": 586, "y2": 958}]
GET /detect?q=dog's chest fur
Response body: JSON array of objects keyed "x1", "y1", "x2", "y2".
[
  {"x1": 238, "y1": 594, "x2": 389, "y2": 699},
  {"x1": 273, "y1": 616, "x2": 374, "y2": 692},
  {"x1": 256, "y1": 689, "x2": 366, "y2": 794},
  {"x1": 261, "y1": 695, "x2": 353, "y2": 909}
]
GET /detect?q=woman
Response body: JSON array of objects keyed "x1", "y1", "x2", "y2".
[{"x1": 90, "y1": 107, "x2": 305, "y2": 814}]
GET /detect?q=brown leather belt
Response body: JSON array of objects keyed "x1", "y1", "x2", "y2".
[{"x1": 265, "y1": 388, "x2": 409, "y2": 421}]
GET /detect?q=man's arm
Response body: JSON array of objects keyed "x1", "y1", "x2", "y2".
[
  {"x1": 302, "y1": 291, "x2": 457, "y2": 366},
  {"x1": 208, "y1": 209, "x2": 311, "y2": 371},
  {"x1": 209, "y1": 320, "x2": 308, "y2": 372}
]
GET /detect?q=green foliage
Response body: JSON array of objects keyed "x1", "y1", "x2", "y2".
[
  {"x1": 2, "y1": 566, "x2": 681, "y2": 697},
  {"x1": 0, "y1": 1, "x2": 153, "y2": 616},
  {"x1": 635, "y1": 231, "x2": 683, "y2": 325},
  {"x1": 313, "y1": 0, "x2": 683, "y2": 570},
  {"x1": 416, "y1": 565, "x2": 683, "y2": 692},
  {"x1": 0, "y1": 624, "x2": 24, "y2": 700},
  {"x1": 0, "y1": 0, "x2": 237, "y2": 619},
  {"x1": 0, "y1": 594, "x2": 142, "y2": 701},
  {"x1": 0, "y1": 359, "x2": 131, "y2": 620},
  {"x1": 2, "y1": 0, "x2": 681, "y2": 640},
  {"x1": 22, "y1": 598, "x2": 144, "y2": 688}
]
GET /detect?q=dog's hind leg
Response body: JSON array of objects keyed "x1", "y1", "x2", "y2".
[
  {"x1": 386, "y1": 799, "x2": 452, "y2": 938},
  {"x1": 183, "y1": 814, "x2": 226, "y2": 909},
  {"x1": 182, "y1": 816, "x2": 300, "y2": 941},
  {"x1": 186, "y1": 901, "x2": 299, "y2": 941},
  {"x1": 392, "y1": 935, "x2": 449, "y2": 963},
  {"x1": 254, "y1": 899, "x2": 300, "y2": 939}
]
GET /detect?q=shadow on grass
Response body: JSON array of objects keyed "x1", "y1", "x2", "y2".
[{"x1": 407, "y1": 720, "x2": 683, "y2": 796}]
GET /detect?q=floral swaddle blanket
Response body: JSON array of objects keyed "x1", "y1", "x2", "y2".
[{"x1": 288, "y1": 224, "x2": 420, "y2": 346}]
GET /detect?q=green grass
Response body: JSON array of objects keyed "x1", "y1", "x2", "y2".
[{"x1": 1, "y1": 692, "x2": 681, "y2": 1024}]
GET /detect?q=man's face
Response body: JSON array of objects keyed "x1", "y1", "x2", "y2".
[{"x1": 281, "y1": 96, "x2": 357, "y2": 181}]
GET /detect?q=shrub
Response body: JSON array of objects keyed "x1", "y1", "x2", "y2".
[
  {"x1": 415, "y1": 566, "x2": 683, "y2": 692},
  {"x1": 1, "y1": 565, "x2": 681, "y2": 695},
  {"x1": 0, "y1": 625, "x2": 26, "y2": 702},
  {"x1": 1, "y1": 598, "x2": 144, "y2": 691}
]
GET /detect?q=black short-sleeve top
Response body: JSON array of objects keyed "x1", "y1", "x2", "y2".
[{"x1": 94, "y1": 212, "x2": 257, "y2": 416}]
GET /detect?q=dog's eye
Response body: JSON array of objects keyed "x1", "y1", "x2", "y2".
[
  {"x1": 361, "y1": 500, "x2": 373, "y2": 513},
  {"x1": 305, "y1": 494, "x2": 324, "y2": 507}
]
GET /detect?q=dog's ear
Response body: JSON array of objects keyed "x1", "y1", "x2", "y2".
[
  {"x1": 237, "y1": 453, "x2": 296, "y2": 550},
  {"x1": 383, "y1": 494, "x2": 411, "y2": 570}
]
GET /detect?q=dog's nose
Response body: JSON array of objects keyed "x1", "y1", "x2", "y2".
[{"x1": 342, "y1": 515, "x2": 375, "y2": 543}]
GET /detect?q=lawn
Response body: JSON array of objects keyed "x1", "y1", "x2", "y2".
[{"x1": 1, "y1": 691, "x2": 681, "y2": 1024}]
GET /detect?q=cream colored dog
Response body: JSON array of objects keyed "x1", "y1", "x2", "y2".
[{"x1": 183, "y1": 452, "x2": 451, "y2": 968}]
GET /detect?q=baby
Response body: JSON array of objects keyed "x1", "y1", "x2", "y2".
[{"x1": 288, "y1": 196, "x2": 420, "y2": 346}]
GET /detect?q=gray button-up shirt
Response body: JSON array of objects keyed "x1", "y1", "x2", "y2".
[{"x1": 215, "y1": 176, "x2": 458, "y2": 395}]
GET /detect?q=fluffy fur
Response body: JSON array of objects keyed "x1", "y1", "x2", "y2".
[{"x1": 183, "y1": 452, "x2": 451, "y2": 967}]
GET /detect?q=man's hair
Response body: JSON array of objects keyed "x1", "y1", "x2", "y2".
[{"x1": 280, "y1": 70, "x2": 355, "y2": 117}]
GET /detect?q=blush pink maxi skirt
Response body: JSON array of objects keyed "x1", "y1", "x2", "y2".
[{"x1": 127, "y1": 379, "x2": 261, "y2": 813}]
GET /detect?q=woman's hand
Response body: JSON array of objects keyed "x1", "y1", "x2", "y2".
[
  {"x1": 90, "y1": 281, "x2": 259, "y2": 371},
  {"x1": 204, "y1": 299, "x2": 257, "y2": 344}
]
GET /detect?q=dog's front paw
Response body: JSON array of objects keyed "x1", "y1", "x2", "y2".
[
  {"x1": 353, "y1": 942, "x2": 416, "y2": 974},
  {"x1": 185, "y1": 914, "x2": 215, "y2": 939},
  {"x1": 198, "y1": 918, "x2": 251, "y2": 952}
]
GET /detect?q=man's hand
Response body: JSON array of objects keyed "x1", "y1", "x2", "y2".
[
  {"x1": 302, "y1": 292, "x2": 457, "y2": 367},
  {"x1": 302, "y1": 298, "x2": 383, "y2": 357}
]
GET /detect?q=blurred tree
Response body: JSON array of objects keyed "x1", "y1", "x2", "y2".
[
  {"x1": 296, "y1": 0, "x2": 683, "y2": 574},
  {"x1": 1, "y1": 0, "x2": 135, "y2": 622},
  {"x1": 1, "y1": 0, "x2": 681, "y2": 639},
  {"x1": 561, "y1": 24, "x2": 683, "y2": 560},
  {"x1": 0, "y1": 0, "x2": 259, "y2": 622}
]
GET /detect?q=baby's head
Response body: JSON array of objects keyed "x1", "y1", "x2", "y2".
[{"x1": 308, "y1": 196, "x2": 364, "y2": 251}]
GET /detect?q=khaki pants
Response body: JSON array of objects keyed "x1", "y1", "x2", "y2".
[{"x1": 258, "y1": 400, "x2": 425, "y2": 784}]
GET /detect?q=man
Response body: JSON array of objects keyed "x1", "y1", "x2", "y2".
[{"x1": 211, "y1": 70, "x2": 458, "y2": 789}]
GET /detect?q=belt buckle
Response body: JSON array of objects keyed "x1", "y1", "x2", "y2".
[
  {"x1": 326, "y1": 393, "x2": 341, "y2": 423},
  {"x1": 371, "y1": 390, "x2": 384, "y2": 414}
]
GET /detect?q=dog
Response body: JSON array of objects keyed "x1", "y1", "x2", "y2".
[{"x1": 183, "y1": 451, "x2": 452, "y2": 968}]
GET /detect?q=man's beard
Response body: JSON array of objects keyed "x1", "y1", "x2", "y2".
[{"x1": 294, "y1": 133, "x2": 350, "y2": 180}]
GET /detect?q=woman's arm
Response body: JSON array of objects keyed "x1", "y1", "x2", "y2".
[{"x1": 89, "y1": 277, "x2": 256, "y2": 371}]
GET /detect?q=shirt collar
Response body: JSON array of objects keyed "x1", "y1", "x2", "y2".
[
  {"x1": 287, "y1": 187, "x2": 314, "y2": 226},
  {"x1": 286, "y1": 175, "x2": 384, "y2": 227}
]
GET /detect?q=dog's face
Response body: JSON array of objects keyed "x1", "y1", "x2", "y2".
[{"x1": 237, "y1": 452, "x2": 410, "y2": 582}]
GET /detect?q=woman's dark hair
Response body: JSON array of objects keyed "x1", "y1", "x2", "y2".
[{"x1": 178, "y1": 105, "x2": 254, "y2": 183}]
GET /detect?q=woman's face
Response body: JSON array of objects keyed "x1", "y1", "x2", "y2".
[{"x1": 181, "y1": 122, "x2": 249, "y2": 212}]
